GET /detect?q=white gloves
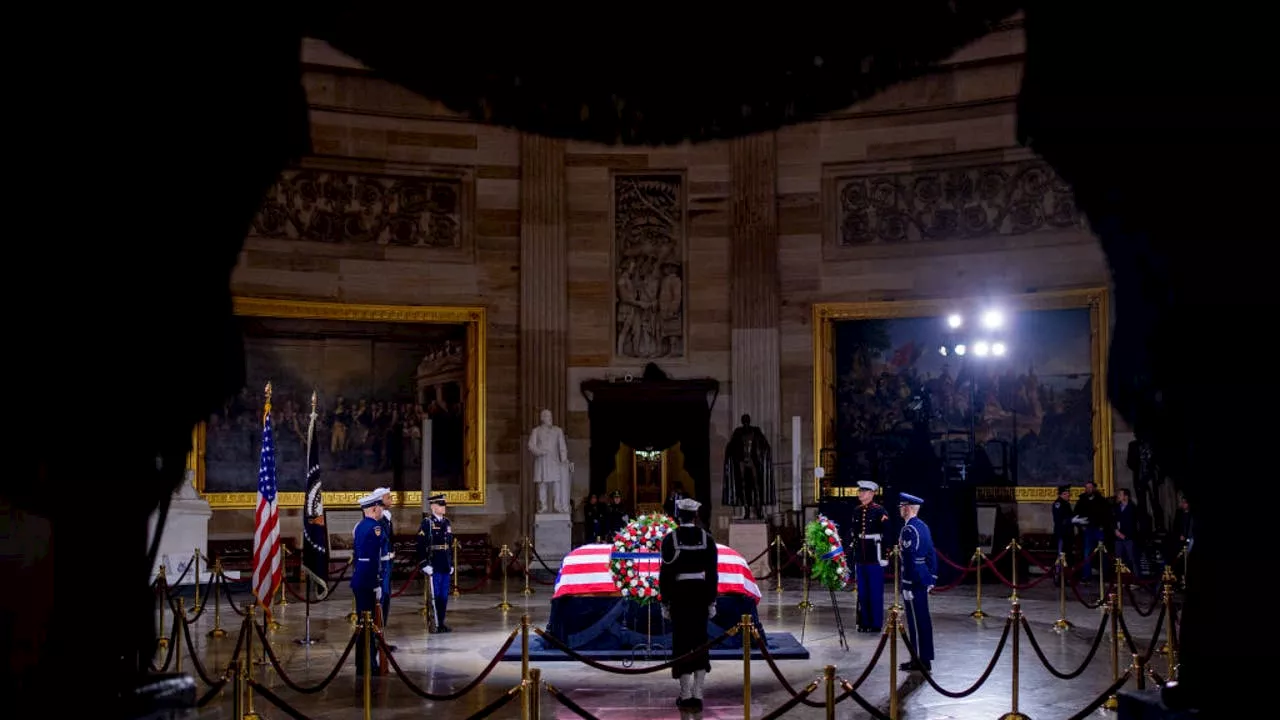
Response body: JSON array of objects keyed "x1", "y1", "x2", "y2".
[
  {"x1": 374, "y1": 586, "x2": 383, "y2": 602},
  {"x1": 879, "y1": 559, "x2": 889, "y2": 567},
  {"x1": 450, "y1": 568, "x2": 454, "y2": 575},
  {"x1": 661, "y1": 605, "x2": 671, "y2": 620},
  {"x1": 708, "y1": 603, "x2": 716, "y2": 620},
  {"x1": 926, "y1": 586, "x2": 934, "y2": 594},
  {"x1": 903, "y1": 590, "x2": 913, "y2": 602},
  {"x1": 1071, "y1": 516, "x2": 1088, "y2": 526},
  {"x1": 425, "y1": 565, "x2": 434, "y2": 576}
]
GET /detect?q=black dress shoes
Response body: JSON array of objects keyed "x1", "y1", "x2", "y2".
[{"x1": 899, "y1": 660, "x2": 931, "y2": 672}]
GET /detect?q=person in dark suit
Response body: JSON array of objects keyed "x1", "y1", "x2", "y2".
[
  {"x1": 1072, "y1": 481, "x2": 1109, "y2": 579},
  {"x1": 1051, "y1": 485, "x2": 1075, "y2": 585},
  {"x1": 663, "y1": 482, "x2": 688, "y2": 518},
  {"x1": 1113, "y1": 488, "x2": 1139, "y2": 582}
]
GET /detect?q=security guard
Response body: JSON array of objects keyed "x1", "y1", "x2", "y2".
[
  {"x1": 898, "y1": 492, "x2": 937, "y2": 671},
  {"x1": 850, "y1": 480, "x2": 890, "y2": 632},
  {"x1": 658, "y1": 497, "x2": 719, "y2": 713},
  {"x1": 416, "y1": 493, "x2": 454, "y2": 631},
  {"x1": 1051, "y1": 485, "x2": 1074, "y2": 585},
  {"x1": 372, "y1": 488, "x2": 397, "y2": 649},
  {"x1": 351, "y1": 492, "x2": 385, "y2": 674}
]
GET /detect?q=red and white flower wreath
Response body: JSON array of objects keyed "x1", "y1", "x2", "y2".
[{"x1": 609, "y1": 513, "x2": 677, "y2": 605}]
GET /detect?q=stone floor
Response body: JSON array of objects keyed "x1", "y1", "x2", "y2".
[{"x1": 165, "y1": 576, "x2": 1170, "y2": 719}]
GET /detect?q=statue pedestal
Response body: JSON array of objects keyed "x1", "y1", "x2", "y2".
[
  {"x1": 728, "y1": 520, "x2": 770, "y2": 578},
  {"x1": 147, "y1": 471, "x2": 213, "y2": 583},
  {"x1": 534, "y1": 513, "x2": 573, "y2": 569}
]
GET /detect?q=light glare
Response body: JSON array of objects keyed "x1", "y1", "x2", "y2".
[
  {"x1": 946, "y1": 314, "x2": 963, "y2": 329},
  {"x1": 973, "y1": 341, "x2": 990, "y2": 357},
  {"x1": 992, "y1": 342, "x2": 1007, "y2": 357},
  {"x1": 981, "y1": 309, "x2": 1004, "y2": 329},
  {"x1": 954, "y1": 344, "x2": 966, "y2": 356}
]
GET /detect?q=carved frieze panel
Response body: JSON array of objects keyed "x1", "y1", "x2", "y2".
[
  {"x1": 822, "y1": 149, "x2": 1087, "y2": 258},
  {"x1": 612, "y1": 172, "x2": 687, "y2": 361},
  {"x1": 250, "y1": 163, "x2": 472, "y2": 253}
]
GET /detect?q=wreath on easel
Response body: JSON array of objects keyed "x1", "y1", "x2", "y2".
[
  {"x1": 806, "y1": 514, "x2": 852, "y2": 591},
  {"x1": 609, "y1": 514, "x2": 677, "y2": 606}
]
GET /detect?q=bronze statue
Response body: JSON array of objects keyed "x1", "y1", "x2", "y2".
[{"x1": 722, "y1": 414, "x2": 774, "y2": 519}]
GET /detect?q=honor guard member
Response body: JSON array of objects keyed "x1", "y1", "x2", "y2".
[
  {"x1": 417, "y1": 493, "x2": 454, "y2": 631},
  {"x1": 850, "y1": 480, "x2": 890, "y2": 632},
  {"x1": 897, "y1": 492, "x2": 937, "y2": 671},
  {"x1": 351, "y1": 492, "x2": 385, "y2": 674},
  {"x1": 659, "y1": 498, "x2": 719, "y2": 713},
  {"x1": 372, "y1": 488, "x2": 397, "y2": 649},
  {"x1": 605, "y1": 490, "x2": 631, "y2": 539}
]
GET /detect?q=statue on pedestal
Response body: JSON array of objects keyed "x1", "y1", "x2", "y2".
[
  {"x1": 722, "y1": 414, "x2": 774, "y2": 520},
  {"x1": 528, "y1": 409, "x2": 573, "y2": 513}
]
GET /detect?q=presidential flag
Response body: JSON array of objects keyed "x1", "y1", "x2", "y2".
[
  {"x1": 301, "y1": 394, "x2": 330, "y2": 598},
  {"x1": 252, "y1": 384, "x2": 283, "y2": 618}
]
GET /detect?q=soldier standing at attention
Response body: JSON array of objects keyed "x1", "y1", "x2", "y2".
[
  {"x1": 898, "y1": 493, "x2": 937, "y2": 672},
  {"x1": 605, "y1": 489, "x2": 631, "y2": 539},
  {"x1": 371, "y1": 487, "x2": 397, "y2": 649},
  {"x1": 850, "y1": 480, "x2": 890, "y2": 632},
  {"x1": 659, "y1": 498, "x2": 719, "y2": 713},
  {"x1": 351, "y1": 492, "x2": 385, "y2": 674},
  {"x1": 416, "y1": 493, "x2": 454, "y2": 631}
]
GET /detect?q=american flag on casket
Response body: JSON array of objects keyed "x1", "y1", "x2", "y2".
[{"x1": 553, "y1": 543, "x2": 762, "y2": 602}]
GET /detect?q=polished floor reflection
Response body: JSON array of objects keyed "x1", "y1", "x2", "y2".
[{"x1": 168, "y1": 577, "x2": 1168, "y2": 719}]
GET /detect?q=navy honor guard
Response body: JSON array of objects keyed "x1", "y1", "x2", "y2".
[
  {"x1": 898, "y1": 492, "x2": 937, "y2": 672},
  {"x1": 659, "y1": 497, "x2": 719, "y2": 713},
  {"x1": 416, "y1": 493, "x2": 454, "y2": 631},
  {"x1": 850, "y1": 480, "x2": 890, "y2": 632},
  {"x1": 351, "y1": 492, "x2": 386, "y2": 674},
  {"x1": 372, "y1": 488, "x2": 397, "y2": 649}
]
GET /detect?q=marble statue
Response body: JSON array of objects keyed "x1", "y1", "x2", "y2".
[{"x1": 528, "y1": 409, "x2": 573, "y2": 513}]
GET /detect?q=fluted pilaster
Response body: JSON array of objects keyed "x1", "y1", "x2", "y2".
[{"x1": 519, "y1": 134, "x2": 568, "y2": 532}]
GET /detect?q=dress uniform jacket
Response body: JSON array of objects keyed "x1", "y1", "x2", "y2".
[
  {"x1": 351, "y1": 516, "x2": 383, "y2": 672},
  {"x1": 416, "y1": 513, "x2": 454, "y2": 628},
  {"x1": 659, "y1": 525, "x2": 719, "y2": 679}
]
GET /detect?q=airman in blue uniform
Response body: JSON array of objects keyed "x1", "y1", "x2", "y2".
[
  {"x1": 351, "y1": 492, "x2": 385, "y2": 674},
  {"x1": 850, "y1": 480, "x2": 890, "y2": 632},
  {"x1": 372, "y1": 487, "x2": 397, "y2": 650},
  {"x1": 898, "y1": 492, "x2": 937, "y2": 672},
  {"x1": 416, "y1": 493, "x2": 454, "y2": 631}
]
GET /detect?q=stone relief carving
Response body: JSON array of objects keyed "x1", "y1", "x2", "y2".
[
  {"x1": 251, "y1": 169, "x2": 462, "y2": 248},
  {"x1": 835, "y1": 159, "x2": 1083, "y2": 246},
  {"x1": 613, "y1": 173, "x2": 685, "y2": 360}
]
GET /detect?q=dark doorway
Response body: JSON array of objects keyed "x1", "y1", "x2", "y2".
[{"x1": 581, "y1": 364, "x2": 719, "y2": 523}]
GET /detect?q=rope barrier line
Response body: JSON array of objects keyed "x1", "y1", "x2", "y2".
[
  {"x1": 375, "y1": 626, "x2": 520, "y2": 701},
  {"x1": 533, "y1": 625, "x2": 739, "y2": 675},
  {"x1": 1139, "y1": 604, "x2": 1167, "y2": 664},
  {"x1": 1063, "y1": 669, "x2": 1133, "y2": 720},
  {"x1": 148, "y1": 617, "x2": 181, "y2": 672},
  {"x1": 1069, "y1": 577, "x2": 1112, "y2": 609},
  {"x1": 752, "y1": 627, "x2": 828, "y2": 708},
  {"x1": 903, "y1": 616, "x2": 1012, "y2": 698},
  {"x1": 837, "y1": 677, "x2": 894, "y2": 720},
  {"x1": 217, "y1": 572, "x2": 250, "y2": 617},
  {"x1": 182, "y1": 575, "x2": 218, "y2": 623},
  {"x1": 194, "y1": 678, "x2": 230, "y2": 708},
  {"x1": 281, "y1": 561, "x2": 353, "y2": 602},
  {"x1": 249, "y1": 679, "x2": 316, "y2": 720},
  {"x1": 545, "y1": 684, "x2": 603, "y2": 720},
  {"x1": 844, "y1": 629, "x2": 890, "y2": 691},
  {"x1": 1020, "y1": 612, "x2": 1110, "y2": 680},
  {"x1": 461, "y1": 683, "x2": 523, "y2": 720},
  {"x1": 1124, "y1": 584, "x2": 1161, "y2": 616},
  {"x1": 757, "y1": 675, "x2": 821, "y2": 720},
  {"x1": 252, "y1": 621, "x2": 359, "y2": 694}
]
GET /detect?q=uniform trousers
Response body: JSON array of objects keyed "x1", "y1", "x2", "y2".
[
  {"x1": 855, "y1": 563, "x2": 885, "y2": 631},
  {"x1": 668, "y1": 584, "x2": 713, "y2": 679},
  {"x1": 431, "y1": 571, "x2": 450, "y2": 626},
  {"x1": 902, "y1": 585, "x2": 935, "y2": 664}
]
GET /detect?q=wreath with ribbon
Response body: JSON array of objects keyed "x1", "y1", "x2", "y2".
[
  {"x1": 806, "y1": 514, "x2": 852, "y2": 591},
  {"x1": 610, "y1": 513, "x2": 677, "y2": 605}
]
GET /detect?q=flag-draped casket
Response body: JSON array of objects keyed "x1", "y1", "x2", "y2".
[{"x1": 546, "y1": 543, "x2": 765, "y2": 651}]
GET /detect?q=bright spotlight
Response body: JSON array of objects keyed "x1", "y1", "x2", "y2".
[
  {"x1": 981, "y1": 309, "x2": 1004, "y2": 329},
  {"x1": 938, "y1": 345, "x2": 948, "y2": 357},
  {"x1": 954, "y1": 344, "x2": 966, "y2": 356},
  {"x1": 992, "y1": 342, "x2": 1007, "y2": 357},
  {"x1": 973, "y1": 341, "x2": 990, "y2": 357},
  {"x1": 946, "y1": 314, "x2": 963, "y2": 329}
]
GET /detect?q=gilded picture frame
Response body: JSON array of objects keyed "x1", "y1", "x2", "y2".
[
  {"x1": 812, "y1": 288, "x2": 1113, "y2": 503},
  {"x1": 191, "y1": 297, "x2": 487, "y2": 509}
]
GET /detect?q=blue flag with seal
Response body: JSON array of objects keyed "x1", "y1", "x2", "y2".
[{"x1": 301, "y1": 392, "x2": 330, "y2": 598}]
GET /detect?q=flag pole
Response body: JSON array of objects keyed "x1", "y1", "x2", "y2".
[{"x1": 295, "y1": 390, "x2": 322, "y2": 646}]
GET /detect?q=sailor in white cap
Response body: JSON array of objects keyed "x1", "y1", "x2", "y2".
[
  {"x1": 851, "y1": 480, "x2": 890, "y2": 632},
  {"x1": 371, "y1": 488, "x2": 396, "y2": 648},
  {"x1": 659, "y1": 497, "x2": 719, "y2": 712},
  {"x1": 351, "y1": 492, "x2": 385, "y2": 674},
  {"x1": 897, "y1": 492, "x2": 936, "y2": 672}
]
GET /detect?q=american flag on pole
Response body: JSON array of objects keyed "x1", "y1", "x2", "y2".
[{"x1": 252, "y1": 383, "x2": 282, "y2": 618}]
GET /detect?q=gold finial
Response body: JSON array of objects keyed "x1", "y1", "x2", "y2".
[{"x1": 264, "y1": 381, "x2": 273, "y2": 403}]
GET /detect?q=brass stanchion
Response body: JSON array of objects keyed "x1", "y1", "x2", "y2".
[
  {"x1": 997, "y1": 601, "x2": 1031, "y2": 720},
  {"x1": 1007, "y1": 538, "x2": 1021, "y2": 604},
  {"x1": 741, "y1": 614, "x2": 753, "y2": 720},
  {"x1": 797, "y1": 544, "x2": 813, "y2": 611},
  {"x1": 243, "y1": 605, "x2": 261, "y2": 720},
  {"x1": 887, "y1": 604, "x2": 900, "y2": 720},
  {"x1": 361, "y1": 611, "x2": 373, "y2": 720},
  {"x1": 520, "y1": 614, "x2": 531, "y2": 698},
  {"x1": 971, "y1": 548, "x2": 988, "y2": 620},
  {"x1": 231, "y1": 657, "x2": 244, "y2": 720},
  {"x1": 1052, "y1": 552, "x2": 1072, "y2": 632},
  {"x1": 1114, "y1": 558, "x2": 1127, "y2": 644},
  {"x1": 528, "y1": 667, "x2": 542, "y2": 720},
  {"x1": 192, "y1": 549, "x2": 202, "y2": 612},
  {"x1": 890, "y1": 545, "x2": 902, "y2": 609},
  {"x1": 521, "y1": 538, "x2": 535, "y2": 596},
  {"x1": 156, "y1": 565, "x2": 169, "y2": 650},
  {"x1": 823, "y1": 664, "x2": 836, "y2": 720},
  {"x1": 207, "y1": 561, "x2": 228, "y2": 639},
  {"x1": 249, "y1": 604, "x2": 269, "y2": 667},
  {"x1": 1103, "y1": 593, "x2": 1121, "y2": 711},
  {"x1": 773, "y1": 535, "x2": 784, "y2": 594},
  {"x1": 497, "y1": 545, "x2": 514, "y2": 610},
  {"x1": 1181, "y1": 542, "x2": 1189, "y2": 589},
  {"x1": 174, "y1": 598, "x2": 185, "y2": 673},
  {"x1": 277, "y1": 547, "x2": 289, "y2": 609},
  {"x1": 347, "y1": 595, "x2": 359, "y2": 624},
  {"x1": 450, "y1": 538, "x2": 461, "y2": 597},
  {"x1": 1159, "y1": 566, "x2": 1178, "y2": 678},
  {"x1": 1133, "y1": 653, "x2": 1146, "y2": 691},
  {"x1": 1095, "y1": 543, "x2": 1108, "y2": 606}
]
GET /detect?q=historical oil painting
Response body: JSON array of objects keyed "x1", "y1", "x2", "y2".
[
  {"x1": 197, "y1": 300, "x2": 486, "y2": 507},
  {"x1": 816, "y1": 291, "x2": 1111, "y2": 497},
  {"x1": 613, "y1": 172, "x2": 686, "y2": 361}
]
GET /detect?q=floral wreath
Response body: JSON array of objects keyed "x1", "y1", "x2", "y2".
[
  {"x1": 610, "y1": 513, "x2": 677, "y2": 606},
  {"x1": 806, "y1": 514, "x2": 852, "y2": 591}
]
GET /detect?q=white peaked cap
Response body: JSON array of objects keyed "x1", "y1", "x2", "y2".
[{"x1": 676, "y1": 497, "x2": 702, "y2": 512}]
